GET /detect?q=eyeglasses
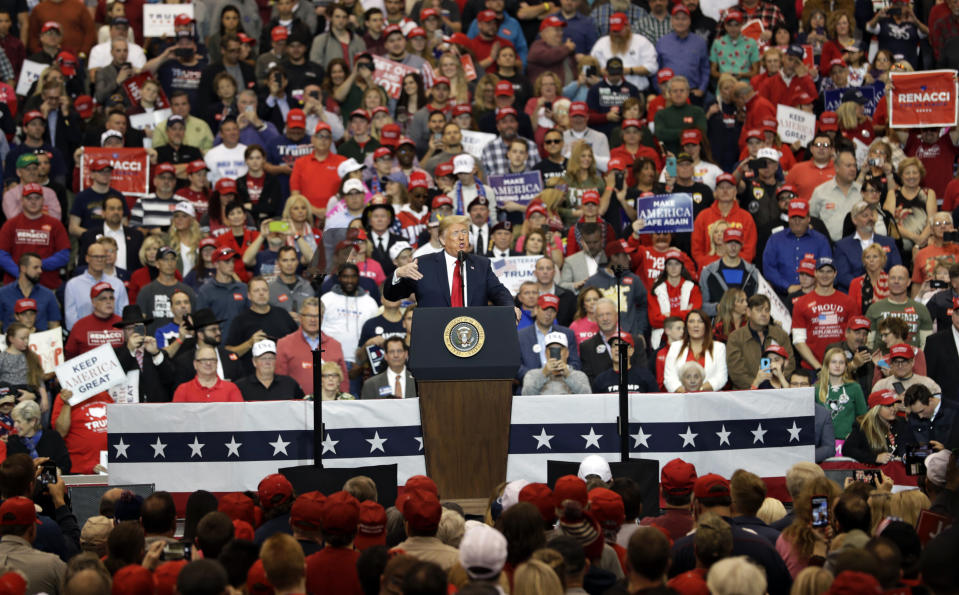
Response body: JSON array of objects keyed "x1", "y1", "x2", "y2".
[
  {"x1": 196, "y1": 358, "x2": 217, "y2": 364},
  {"x1": 321, "y1": 373, "x2": 340, "y2": 378},
  {"x1": 934, "y1": 221, "x2": 952, "y2": 226},
  {"x1": 544, "y1": 139, "x2": 562, "y2": 144},
  {"x1": 813, "y1": 142, "x2": 831, "y2": 148},
  {"x1": 316, "y1": 133, "x2": 332, "y2": 140}
]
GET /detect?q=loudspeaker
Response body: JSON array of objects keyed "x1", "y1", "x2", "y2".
[
  {"x1": 547, "y1": 458, "x2": 660, "y2": 518},
  {"x1": 278, "y1": 464, "x2": 398, "y2": 506}
]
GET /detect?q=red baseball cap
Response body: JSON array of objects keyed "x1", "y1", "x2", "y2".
[
  {"x1": 154, "y1": 162, "x2": 176, "y2": 176},
  {"x1": 553, "y1": 475, "x2": 587, "y2": 506},
  {"x1": 519, "y1": 483, "x2": 556, "y2": 523},
  {"x1": 41, "y1": 21, "x2": 61, "y2": 34},
  {"x1": 828, "y1": 58, "x2": 847, "y2": 71},
  {"x1": 420, "y1": 7, "x2": 440, "y2": 19},
  {"x1": 56, "y1": 51, "x2": 77, "y2": 76},
  {"x1": 290, "y1": 491, "x2": 326, "y2": 531},
  {"x1": 819, "y1": 111, "x2": 838, "y2": 131},
  {"x1": 609, "y1": 11, "x2": 627, "y2": 31},
  {"x1": 793, "y1": 91, "x2": 815, "y2": 107},
  {"x1": 314, "y1": 121, "x2": 332, "y2": 134},
  {"x1": 322, "y1": 491, "x2": 360, "y2": 535},
  {"x1": 286, "y1": 108, "x2": 306, "y2": 129},
  {"x1": 373, "y1": 147, "x2": 393, "y2": 161},
  {"x1": 0, "y1": 497, "x2": 40, "y2": 525},
  {"x1": 716, "y1": 173, "x2": 737, "y2": 187},
  {"x1": 525, "y1": 203, "x2": 548, "y2": 219},
  {"x1": 21, "y1": 183, "x2": 43, "y2": 197},
  {"x1": 477, "y1": 9, "x2": 498, "y2": 21},
  {"x1": 257, "y1": 473, "x2": 293, "y2": 509},
  {"x1": 788, "y1": 200, "x2": 809, "y2": 218},
  {"x1": 214, "y1": 178, "x2": 237, "y2": 195},
  {"x1": 868, "y1": 388, "x2": 897, "y2": 409},
  {"x1": 608, "y1": 156, "x2": 628, "y2": 171},
  {"x1": 400, "y1": 488, "x2": 442, "y2": 532},
  {"x1": 112, "y1": 565, "x2": 154, "y2": 595},
  {"x1": 745, "y1": 128, "x2": 763, "y2": 142},
  {"x1": 434, "y1": 161, "x2": 454, "y2": 178},
  {"x1": 432, "y1": 76, "x2": 451, "y2": 88},
  {"x1": 608, "y1": 331, "x2": 634, "y2": 348},
  {"x1": 237, "y1": 32, "x2": 255, "y2": 45},
  {"x1": 657, "y1": 67, "x2": 675, "y2": 84},
  {"x1": 693, "y1": 473, "x2": 730, "y2": 500},
  {"x1": 91, "y1": 157, "x2": 114, "y2": 172},
  {"x1": 218, "y1": 493, "x2": 256, "y2": 526},
  {"x1": 540, "y1": 15, "x2": 567, "y2": 30},
  {"x1": 371, "y1": 105, "x2": 390, "y2": 117},
  {"x1": 888, "y1": 343, "x2": 914, "y2": 360},
  {"x1": 23, "y1": 110, "x2": 44, "y2": 126},
  {"x1": 354, "y1": 500, "x2": 387, "y2": 551},
  {"x1": 199, "y1": 237, "x2": 217, "y2": 250},
  {"x1": 723, "y1": 228, "x2": 744, "y2": 244},
  {"x1": 664, "y1": 248, "x2": 683, "y2": 262},
  {"x1": 90, "y1": 281, "x2": 113, "y2": 299},
  {"x1": 432, "y1": 194, "x2": 453, "y2": 209},
  {"x1": 763, "y1": 343, "x2": 789, "y2": 359},
  {"x1": 661, "y1": 458, "x2": 697, "y2": 495},
  {"x1": 495, "y1": 80, "x2": 515, "y2": 97},
  {"x1": 588, "y1": 487, "x2": 626, "y2": 528},
  {"x1": 408, "y1": 171, "x2": 429, "y2": 190},
  {"x1": 187, "y1": 159, "x2": 207, "y2": 173},
  {"x1": 271, "y1": 25, "x2": 288, "y2": 42},
  {"x1": 350, "y1": 108, "x2": 370, "y2": 121},
  {"x1": 537, "y1": 293, "x2": 560, "y2": 310},
  {"x1": 407, "y1": 26, "x2": 426, "y2": 38},
  {"x1": 827, "y1": 571, "x2": 882, "y2": 595},
  {"x1": 776, "y1": 184, "x2": 798, "y2": 198},
  {"x1": 380, "y1": 123, "x2": 402, "y2": 147},
  {"x1": 383, "y1": 24, "x2": 404, "y2": 37},
  {"x1": 569, "y1": 101, "x2": 588, "y2": 118},
  {"x1": 14, "y1": 298, "x2": 36, "y2": 314},
  {"x1": 797, "y1": 258, "x2": 816, "y2": 276},
  {"x1": 622, "y1": 118, "x2": 641, "y2": 130},
  {"x1": 680, "y1": 128, "x2": 702, "y2": 145},
  {"x1": 671, "y1": 3, "x2": 690, "y2": 15},
  {"x1": 74, "y1": 95, "x2": 94, "y2": 119},
  {"x1": 174, "y1": 14, "x2": 193, "y2": 27},
  {"x1": 724, "y1": 9, "x2": 743, "y2": 22},
  {"x1": 582, "y1": 189, "x2": 601, "y2": 205},
  {"x1": 246, "y1": 559, "x2": 273, "y2": 595},
  {"x1": 605, "y1": 238, "x2": 635, "y2": 255},
  {"x1": 452, "y1": 103, "x2": 471, "y2": 117},
  {"x1": 847, "y1": 315, "x2": 870, "y2": 331},
  {"x1": 154, "y1": 560, "x2": 188, "y2": 595}
]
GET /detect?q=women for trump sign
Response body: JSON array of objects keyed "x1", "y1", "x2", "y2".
[{"x1": 889, "y1": 70, "x2": 958, "y2": 128}]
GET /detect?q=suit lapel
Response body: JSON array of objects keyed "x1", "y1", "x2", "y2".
[{"x1": 435, "y1": 252, "x2": 452, "y2": 306}]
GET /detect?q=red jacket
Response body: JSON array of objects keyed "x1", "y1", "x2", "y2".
[
  {"x1": 609, "y1": 145, "x2": 664, "y2": 188},
  {"x1": 758, "y1": 72, "x2": 817, "y2": 108},
  {"x1": 738, "y1": 93, "x2": 777, "y2": 150},
  {"x1": 691, "y1": 202, "x2": 758, "y2": 267},
  {"x1": 275, "y1": 329, "x2": 349, "y2": 396}
]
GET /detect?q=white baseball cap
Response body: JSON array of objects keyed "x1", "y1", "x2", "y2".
[
  {"x1": 453, "y1": 153, "x2": 475, "y2": 175},
  {"x1": 251, "y1": 339, "x2": 277, "y2": 358},
  {"x1": 173, "y1": 201, "x2": 196, "y2": 218},
  {"x1": 343, "y1": 178, "x2": 366, "y2": 194},
  {"x1": 578, "y1": 454, "x2": 612, "y2": 483},
  {"x1": 388, "y1": 241, "x2": 412, "y2": 261},
  {"x1": 459, "y1": 524, "x2": 508, "y2": 580},
  {"x1": 337, "y1": 158, "x2": 364, "y2": 178},
  {"x1": 544, "y1": 331, "x2": 568, "y2": 348},
  {"x1": 925, "y1": 450, "x2": 950, "y2": 487},
  {"x1": 757, "y1": 147, "x2": 781, "y2": 162},
  {"x1": 498, "y1": 479, "x2": 530, "y2": 512}
]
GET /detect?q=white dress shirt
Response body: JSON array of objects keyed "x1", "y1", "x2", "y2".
[
  {"x1": 386, "y1": 366, "x2": 408, "y2": 398},
  {"x1": 444, "y1": 251, "x2": 468, "y2": 306},
  {"x1": 103, "y1": 225, "x2": 127, "y2": 270}
]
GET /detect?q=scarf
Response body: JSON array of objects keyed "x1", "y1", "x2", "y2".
[
  {"x1": 453, "y1": 176, "x2": 486, "y2": 215},
  {"x1": 22, "y1": 430, "x2": 42, "y2": 459}
]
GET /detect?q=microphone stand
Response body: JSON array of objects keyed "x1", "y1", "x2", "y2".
[
  {"x1": 308, "y1": 269, "x2": 326, "y2": 468},
  {"x1": 612, "y1": 264, "x2": 629, "y2": 462}
]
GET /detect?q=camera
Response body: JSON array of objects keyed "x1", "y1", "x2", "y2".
[
  {"x1": 760, "y1": 358, "x2": 770, "y2": 371},
  {"x1": 943, "y1": 231, "x2": 959, "y2": 242},
  {"x1": 133, "y1": 323, "x2": 146, "y2": 337},
  {"x1": 868, "y1": 157, "x2": 882, "y2": 167},
  {"x1": 904, "y1": 445, "x2": 933, "y2": 476},
  {"x1": 888, "y1": 6, "x2": 900, "y2": 16},
  {"x1": 544, "y1": 101, "x2": 552, "y2": 110},
  {"x1": 548, "y1": 345, "x2": 561, "y2": 360},
  {"x1": 39, "y1": 462, "x2": 57, "y2": 486},
  {"x1": 161, "y1": 542, "x2": 191, "y2": 561},
  {"x1": 614, "y1": 170, "x2": 625, "y2": 188},
  {"x1": 930, "y1": 279, "x2": 948, "y2": 289},
  {"x1": 358, "y1": 62, "x2": 373, "y2": 72},
  {"x1": 583, "y1": 65, "x2": 597, "y2": 78},
  {"x1": 174, "y1": 48, "x2": 193, "y2": 59},
  {"x1": 853, "y1": 469, "x2": 881, "y2": 484}
]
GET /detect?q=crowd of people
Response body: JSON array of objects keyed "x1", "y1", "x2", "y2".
[{"x1": 0, "y1": 0, "x2": 958, "y2": 591}]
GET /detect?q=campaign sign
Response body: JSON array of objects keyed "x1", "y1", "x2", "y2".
[
  {"x1": 0, "y1": 328, "x2": 64, "y2": 374},
  {"x1": 491, "y1": 256, "x2": 540, "y2": 295},
  {"x1": 916, "y1": 509, "x2": 952, "y2": 545},
  {"x1": 777, "y1": 104, "x2": 817, "y2": 146},
  {"x1": 889, "y1": 70, "x2": 959, "y2": 128},
  {"x1": 57, "y1": 344, "x2": 126, "y2": 406},
  {"x1": 144, "y1": 4, "x2": 195, "y2": 38},
  {"x1": 636, "y1": 193, "x2": 694, "y2": 234},
  {"x1": 823, "y1": 83, "x2": 883, "y2": 117},
  {"x1": 489, "y1": 171, "x2": 543, "y2": 207},
  {"x1": 461, "y1": 130, "x2": 497, "y2": 159},
  {"x1": 80, "y1": 148, "x2": 151, "y2": 196},
  {"x1": 371, "y1": 56, "x2": 418, "y2": 99},
  {"x1": 122, "y1": 73, "x2": 170, "y2": 110},
  {"x1": 16, "y1": 60, "x2": 46, "y2": 96},
  {"x1": 461, "y1": 54, "x2": 478, "y2": 81}
]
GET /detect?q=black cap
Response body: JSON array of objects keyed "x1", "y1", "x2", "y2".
[
  {"x1": 606, "y1": 57, "x2": 624, "y2": 73},
  {"x1": 842, "y1": 88, "x2": 867, "y2": 105}
]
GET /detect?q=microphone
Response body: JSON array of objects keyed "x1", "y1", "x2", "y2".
[{"x1": 457, "y1": 250, "x2": 466, "y2": 263}]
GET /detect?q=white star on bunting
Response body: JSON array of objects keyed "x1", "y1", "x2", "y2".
[
  {"x1": 188, "y1": 436, "x2": 205, "y2": 458},
  {"x1": 269, "y1": 434, "x2": 290, "y2": 456},
  {"x1": 113, "y1": 438, "x2": 129, "y2": 459},
  {"x1": 751, "y1": 423, "x2": 767, "y2": 444},
  {"x1": 787, "y1": 421, "x2": 802, "y2": 442},
  {"x1": 533, "y1": 428, "x2": 554, "y2": 450},
  {"x1": 716, "y1": 425, "x2": 731, "y2": 446},
  {"x1": 679, "y1": 426, "x2": 698, "y2": 448},
  {"x1": 414, "y1": 437, "x2": 423, "y2": 451},
  {"x1": 150, "y1": 437, "x2": 167, "y2": 459},
  {"x1": 321, "y1": 433, "x2": 339, "y2": 455},
  {"x1": 631, "y1": 426, "x2": 651, "y2": 448},
  {"x1": 581, "y1": 427, "x2": 603, "y2": 449},
  {"x1": 225, "y1": 435, "x2": 242, "y2": 457},
  {"x1": 366, "y1": 431, "x2": 388, "y2": 453}
]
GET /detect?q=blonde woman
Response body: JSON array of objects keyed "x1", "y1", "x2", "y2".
[
  {"x1": 437, "y1": 52, "x2": 471, "y2": 105},
  {"x1": 836, "y1": 100, "x2": 873, "y2": 146},
  {"x1": 847, "y1": 242, "x2": 888, "y2": 316},
  {"x1": 562, "y1": 140, "x2": 604, "y2": 222},
  {"x1": 884, "y1": 157, "x2": 936, "y2": 253},
  {"x1": 281, "y1": 193, "x2": 320, "y2": 265},
  {"x1": 128, "y1": 235, "x2": 167, "y2": 303},
  {"x1": 526, "y1": 71, "x2": 563, "y2": 121},
  {"x1": 842, "y1": 389, "x2": 916, "y2": 464},
  {"x1": 699, "y1": 219, "x2": 728, "y2": 269},
  {"x1": 472, "y1": 73, "x2": 500, "y2": 124},
  {"x1": 868, "y1": 489, "x2": 930, "y2": 533},
  {"x1": 815, "y1": 346, "x2": 867, "y2": 441},
  {"x1": 167, "y1": 204, "x2": 203, "y2": 276},
  {"x1": 513, "y1": 559, "x2": 564, "y2": 595},
  {"x1": 789, "y1": 567, "x2": 833, "y2": 595},
  {"x1": 316, "y1": 361, "x2": 355, "y2": 401},
  {"x1": 776, "y1": 476, "x2": 841, "y2": 578}
]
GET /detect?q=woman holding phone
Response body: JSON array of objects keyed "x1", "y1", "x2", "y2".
[
  {"x1": 842, "y1": 389, "x2": 916, "y2": 464},
  {"x1": 776, "y1": 475, "x2": 841, "y2": 578}
]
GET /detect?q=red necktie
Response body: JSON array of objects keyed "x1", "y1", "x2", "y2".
[
  {"x1": 451, "y1": 261, "x2": 464, "y2": 307},
  {"x1": 394, "y1": 374, "x2": 402, "y2": 398}
]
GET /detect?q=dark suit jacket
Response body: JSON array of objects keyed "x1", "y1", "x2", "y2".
[
  {"x1": 197, "y1": 61, "x2": 257, "y2": 106},
  {"x1": 516, "y1": 324, "x2": 581, "y2": 380},
  {"x1": 383, "y1": 251, "x2": 513, "y2": 307},
  {"x1": 173, "y1": 345, "x2": 247, "y2": 386},
  {"x1": 237, "y1": 172, "x2": 284, "y2": 222},
  {"x1": 360, "y1": 369, "x2": 417, "y2": 399},
  {"x1": 833, "y1": 233, "x2": 900, "y2": 292},
  {"x1": 907, "y1": 399, "x2": 959, "y2": 449},
  {"x1": 924, "y1": 328, "x2": 959, "y2": 403},
  {"x1": 78, "y1": 224, "x2": 145, "y2": 272},
  {"x1": 369, "y1": 231, "x2": 405, "y2": 279},
  {"x1": 115, "y1": 346, "x2": 177, "y2": 403},
  {"x1": 513, "y1": 285, "x2": 576, "y2": 327},
  {"x1": 579, "y1": 332, "x2": 647, "y2": 382}
]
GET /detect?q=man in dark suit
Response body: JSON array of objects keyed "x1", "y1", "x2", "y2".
[
  {"x1": 468, "y1": 196, "x2": 494, "y2": 257},
  {"x1": 384, "y1": 215, "x2": 515, "y2": 310},
  {"x1": 924, "y1": 298, "x2": 959, "y2": 404},
  {"x1": 516, "y1": 293, "x2": 581, "y2": 381},
  {"x1": 904, "y1": 385, "x2": 959, "y2": 450},
  {"x1": 832, "y1": 201, "x2": 901, "y2": 292},
  {"x1": 363, "y1": 201, "x2": 405, "y2": 279},
  {"x1": 926, "y1": 264, "x2": 959, "y2": 332},
  {"x1": 173, "y1": 308, "x2": 246, "y2": 385},
  {"x1": 361, "y1": 337, "x2": 418, "y2": 399},
  {"x1": 580, "y1": 297, "x2": 646, "y2": 383},
  {"x1": 488, "y1": 221, "x2": 523, "y2": 259},
  {"x1": 113, "y1": 306, "x2": 176, "y2": 403},
  {"x1": 531, "y1": 256, "x2": 576, "y2": 326},
  {"x1": 77, "y1": 195, "x2": 144, "y2": 272}
]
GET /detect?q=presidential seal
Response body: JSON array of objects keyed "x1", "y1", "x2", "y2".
[{"x1": 444, "y1": 316, "x2": 485, "y2": 358}]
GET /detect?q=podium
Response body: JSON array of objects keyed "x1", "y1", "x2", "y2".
[{"x1": 410, "y1": 307, "x2": 520, "y2": 499}]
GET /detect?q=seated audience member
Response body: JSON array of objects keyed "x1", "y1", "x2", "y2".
[
  {"x1": 225, "y1": 275, "x2": 298, "y2": 373},
  {"x1": 361, "y1": 337, "x2": 417, "y2": 399},
  {"x1": 196, "y1": 247, "x2": 249, "y2": 338},
  {"x1": 648, "y1": 249, "x2": 703, "y2": 348},
  {"x1": 826, "y1": 315, "x2": 874, "y2": 398},
  {"x1": 591, "y1": 332, "x2": 657, "y2": 394},
  {"x1": 700, "y1": 230, "x2": 760, "y2": 317},
  {"x1": 678, "y1": 360, "x2": 708, "y2": 392},
  {"x1": 903, "y1": 385, "x2": 957, "y2": 450},
  {"x1": 517, "y1": 293, "x2": 581, "y2": 381},
  {"x1": 640, "y1": 458, "x2": 696, "y2": 541},
  {"x1": 65, "y1": 283, "x2": 124, "y2": 359},
  {"x1": 172, "y1": 346, "x2": 244, "y2": 402},
  {"x1": 843, "y1": 389, "x2": 917, "y2": 464},
  {"x1": 235, "y1": 339, "x2": 305, "y2": 401},
  {"x1": 113, "y1": 305, "x2": 176, "y2": 403},
  {"x1": 833, "y1": 201, "x2": 900, "y2": 293},
  {"x1": 872, "y1": 343, "x2": 941, "y2": 402},
  {"x1": 5, "y1": 399, "x2": 70, "y2": 473},
  {"x1": 390, "y1": 487, "x2": 459, "y2": 570},
  {"x1": 136, "y1": 245, "x2": 198, "y2": 333},
  {"x1": 319, "y1": 264, "x2": 379, "y2": 372},
  {"x1": 277, "y1": 299, "x2": 349, "y2": 398},
  {"x1": 663, "y1": 310, "x2": 727, "y2": 392},
  {"x1": 0, "y1": 254, "x2": 62, "y2": 331},
  {"x1": 750, "y1": 343, "x2": 790, "y2": 389},
  {"x1": 521, "y1": 332, "x2": 591, "y2": 395}
]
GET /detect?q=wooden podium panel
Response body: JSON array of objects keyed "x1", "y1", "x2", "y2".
[{"x1": 418, "y1": 380, "x2": 513, "y2": 499}]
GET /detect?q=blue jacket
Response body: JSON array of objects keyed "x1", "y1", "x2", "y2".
[
  {"x1": 762, "y1": 228, "x2": 832, "y2": 294},
  {"x1": 467, "y1": 14, "x2": 528, "y2": 63},
  {"x1": 656, "y1": 32, "x2": 710, "y2": 93},
  {"x1": 832, "y1": 234, "x2": 901, "y2": 292},
  {"x1": 558, "y1": 12, "x2": 598, "y2": 55},
  {"x1": 516, "y1": 323, "x2": 581, "y2": 380},
  {"x1": 383, "y1": 251, "x2": 513, "y2": 308}
]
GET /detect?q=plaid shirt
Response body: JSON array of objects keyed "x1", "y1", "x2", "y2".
[
  {"x1": 591, "y1": 3, "x2": 648, "y2": 37},
  {"x1": 635, "y1": 13, "x2": 672, "y2": 45},
  {"x1": 480, "y1": 136, "x2": 540, "y2": 177},
  {"x1": 0, "y1": 48, "x2": 13, "y2": 82},
  {"x1": 932, "y1": 13, "x2": 959, "y2": 60}
]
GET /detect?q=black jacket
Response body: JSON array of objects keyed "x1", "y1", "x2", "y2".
[
  {"x1": 924, "y1": 328, "x2": 959, "y2": 403},
  {"x1": 174, "y1": 345, "x2": 247, "y2": 386},
  {"x1": 842, "y1": 418, "x2": 916, "y2": 464},
  {"x1": 78, "y1": 224, "x2": 145, "y2": 273},
  {"x1": 236, "y1": 172, "x2": 285, "y2": 222},
  {"x1": 908, "y1": 398, "x2": 959, "y2": 450},
  {"x1": 114, "y1": 346, "x2": 177, "y2": 403},
  {"x1": 6, "y1": 430, "x2": 71, "y2": 474},
  {"x1": 579, "y1": 333, "x2": 647, "y2": 382},
  {"x1": 197, "y1": 61, "x2": 257, "y2": 107}
]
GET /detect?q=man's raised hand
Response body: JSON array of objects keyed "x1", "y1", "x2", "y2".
[{"x1": 396, "y1": 259, "x2": 423, "y2": 280}]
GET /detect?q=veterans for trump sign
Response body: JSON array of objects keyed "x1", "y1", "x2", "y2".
[
  {"x1": 889, "y1": 70, "x2": 959, "y2": 128},
  {"x1": 492, "y1": 256, "x2": 540, "y2": 295},
  {"x1": 489, "y1": 172, "x2": 543, "y2": 207},
  {"x1": 57, "y1": 344, "x2": 126, "y2": 406},
  {"x1": 636, "y1": 194, "x2": 694, "y2": 234}
]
